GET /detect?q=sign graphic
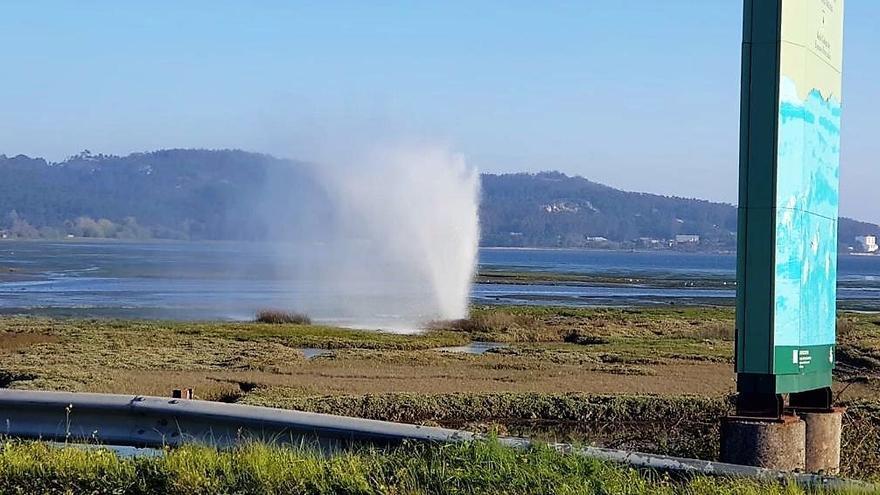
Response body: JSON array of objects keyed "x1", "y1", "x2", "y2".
[{"x1": 736, "y1": 0, "x2": 844, "y2": 394}]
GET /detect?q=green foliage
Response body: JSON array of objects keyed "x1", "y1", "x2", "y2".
[
  {"x1": 239, "y1": 390, "x2": 880, "y2": 482},
  {"x1": 241, "y1": 392, "x2": 730, "y2": 461},
  {"x1": 241, "y1": 392, "x2": 730, "y2": 425},
  {"x1": 0, "y1": 440, "x2": 835, "y2": 495}
]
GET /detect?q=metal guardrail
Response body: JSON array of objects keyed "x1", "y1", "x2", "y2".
[
  {"x1": 553, "y1": 444, "x2": 875, "y2": 492},
  {"x1": 0, "y1": 389, "x2": 481, "y2": 448},
  {"x1": 0, "y1": 389, "x2": 874, "y2": 491}
]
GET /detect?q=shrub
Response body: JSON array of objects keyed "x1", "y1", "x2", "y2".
[{"x1": 255, "y1": 309, "x2": 311, "y2": 325}]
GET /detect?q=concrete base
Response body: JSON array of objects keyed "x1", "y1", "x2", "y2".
[
  {"x1": 801, "y1": 408, "x2": 844, "y2": 475},
  {"x1": 720, "y1": 416, "x2": 805, "y2": 471}
]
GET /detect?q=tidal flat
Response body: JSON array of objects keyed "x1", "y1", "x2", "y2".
[{"x1": 3, "y1": 305, "x2": 880, "y2": 480}]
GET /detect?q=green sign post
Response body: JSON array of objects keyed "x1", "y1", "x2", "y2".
[{"x1": 736, "y1": 0, "x2": 844, "y2": 414}]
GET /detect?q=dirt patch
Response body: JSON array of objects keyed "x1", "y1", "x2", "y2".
[
  {"x1": 222, "y1": 355, "x2": 734, "y2": 396},
  {"x1": 65, "y1": 370, "x2": 285, "y2": 402},
  {"x1": 0, "y1": 332, "x2": 59, "y2": 352}
]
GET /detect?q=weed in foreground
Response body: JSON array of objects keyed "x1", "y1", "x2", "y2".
[{"x1": 0, "y1": 439, "x2": 836, "y2": 495}]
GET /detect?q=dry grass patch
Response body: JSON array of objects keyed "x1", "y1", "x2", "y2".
[
  {"x1": 437, "y1": 306, "x2": 737, "y2": 343},
  {"x1": 0, "y1": 332, "x2": 59, "y2": 352}
]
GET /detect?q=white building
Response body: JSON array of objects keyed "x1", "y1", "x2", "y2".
[
  {"x1": 675, "y1": 234, "x2": 700, "y2": 244},
  {"x1": 855, "y1": 235, "x2": 879, "y2": 253}
]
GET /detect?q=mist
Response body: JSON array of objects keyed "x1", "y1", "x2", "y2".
[{"x1": 258, "y1": 144, "x2": 480, "y2": 332}]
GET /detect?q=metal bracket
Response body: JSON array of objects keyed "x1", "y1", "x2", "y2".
[
  {"x1": 735, "y1": 392, "x2": 784, "y2": 419},
  {"x1": 788, "y1": 387, "x2": 833, "y2": 413}
]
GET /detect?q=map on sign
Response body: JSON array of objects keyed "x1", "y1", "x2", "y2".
[{"x1": 772, "y1": 0, "x2": 843, "y2": 375}]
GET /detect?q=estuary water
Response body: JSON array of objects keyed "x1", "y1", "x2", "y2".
[{"x1": 1, "y1": 240, "x2": 880, "y2": 322}]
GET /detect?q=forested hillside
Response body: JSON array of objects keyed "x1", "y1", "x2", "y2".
[
  {"x1": 480, "y1": 172, "x2": 737, "y2": 248},
  {"x1": 0, "y1": 150, "x2": 876, "y2": 249},
  {"x1": 0, "y1": 150, "x2": 324, "y2": 241}
]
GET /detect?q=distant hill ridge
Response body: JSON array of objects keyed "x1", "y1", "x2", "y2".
[{"x1": 1, "y1": 149, "x2": 877, "y2": 249}]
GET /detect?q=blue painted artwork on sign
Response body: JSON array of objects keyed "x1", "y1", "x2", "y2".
[{"x1": 773, "y1": 75, "x2": 841, "y2": 349}]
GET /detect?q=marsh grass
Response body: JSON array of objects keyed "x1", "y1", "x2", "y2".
[
  {"x1": 835, "y1": 314, "x2": 880, "y2": 372},
  {"x1": 0, "y1": 316, "x2": 471, "y2": 392},
  {"x1": 4, "y1": 309, "x2": 880, "y2": 480},
  {"x1": 0, "y1": 439, "x2": 830, "y2": 495},
  {"x1": 681, "y1": 321, "x2": 735, "y2": 341},
  {"x1": 240, "y1": 391, "x2": 731, "y2": 424},
  {"x1": 0, "y1": 308, "x2": 872, "y2": 403},
  {"x1": 0, "y1": 309, "x2": 736, "y2": 401},
  {"x1": 237, "y1": 391, "x2": 880, "y2": 480},
  {"x1": 241, "y1": 391, "x2": 730, "y2": 461},
  {"x1": 436, "y1": 306, "x2": 738, "y2": 343},
  {"x1": 441, "y1": 311, "x2": 546, "y2": 341},
  {"x1": 255, "y1": 309, "x2": 312, "y2": 325}
]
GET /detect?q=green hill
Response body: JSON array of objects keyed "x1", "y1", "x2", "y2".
[{"x1": 0, "y1": 149, "x2": 876, "y2": 249}]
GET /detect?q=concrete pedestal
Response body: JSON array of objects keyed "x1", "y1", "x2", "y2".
[
  {"x1": 720, "y1": 416, "x2": 805, "y2": 471},
  {"x1": 801, "y1": 408, "x2": 844, "y2": 475}
]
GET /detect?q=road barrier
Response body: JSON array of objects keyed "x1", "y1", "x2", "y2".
[{"x1": 0, "y1": 389, "x2": 482, "y2": 448}]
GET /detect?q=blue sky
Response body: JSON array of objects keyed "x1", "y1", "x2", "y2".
[{"x1": 2, "y1": 1, "x2": 878, "y2": 221}]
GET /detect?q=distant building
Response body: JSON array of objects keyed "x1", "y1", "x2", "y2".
[
  {"x1": 855, "y1": 235, "x2": 879, "y2": 253},
  {"x1": 637, "y1": 237, "x2": 662, "y2": 248},
  {"x1": 675, "y1": 234, "x2": 700, "y2": 244},
  {"x1": 542, "y1": 201, "x2": 580, "y2": 213},
  {"x1": 584, "y1": 236, "x2": 611, "y2": 248}
]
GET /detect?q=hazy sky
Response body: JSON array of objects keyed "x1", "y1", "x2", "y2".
[{"x1": 2, "y1": 2, "x2": 878, "y2": 221}]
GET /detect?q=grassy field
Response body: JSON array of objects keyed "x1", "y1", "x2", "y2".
[
  {"x1": 0, "y1": 439, "x2": 846, "y2": 495},
  {"x1": 3, "y1": 306, "x2": 880, "y2": 482},
  {"x1": 0, "y1": 306, "x2": 740, "y2": 399},
  {"x1": 3, "y1": 306, "x2": 876, "y2": 399}
]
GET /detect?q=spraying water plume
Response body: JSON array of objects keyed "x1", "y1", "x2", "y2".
[{"x1": 262, "y1": 144, "x2": 480, "y2": 332}]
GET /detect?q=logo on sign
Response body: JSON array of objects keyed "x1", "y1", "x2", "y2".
[{"x1": 792, "y1": 349, "x2": 812, "y2": 368}]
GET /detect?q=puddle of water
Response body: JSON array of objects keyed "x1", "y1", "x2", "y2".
[
  {"x1": 435, "y1": 341, "x2": 508, "y2": 355},
  {"x1": 298, "y1": 348, "x2": 332, "y2": 359}
]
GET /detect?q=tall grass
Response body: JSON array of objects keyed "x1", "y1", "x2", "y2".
[
  {"x1": 0, "y1": 439, "x2": 823, "y2": 495},
  {"x1": 255, "y1": 309, "x2": 312, "y2": 325},
  {"x1": 238, "y1": 391, "x2": 880, "y2": 480}
]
